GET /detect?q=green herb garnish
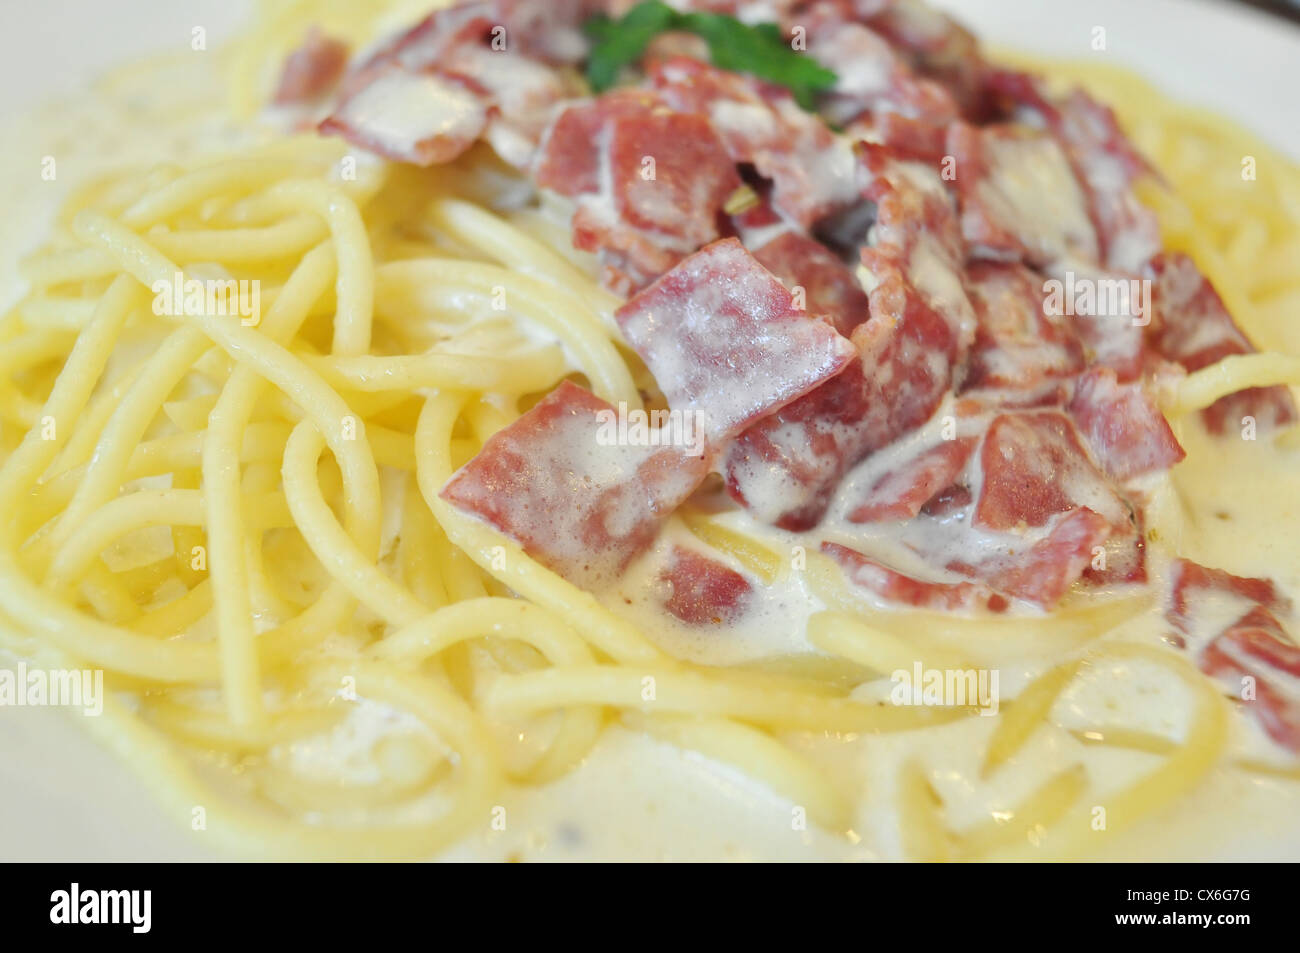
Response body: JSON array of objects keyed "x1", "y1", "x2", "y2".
[{"x1": 583, "y1": 0, "x2": 837, "y2": 110}]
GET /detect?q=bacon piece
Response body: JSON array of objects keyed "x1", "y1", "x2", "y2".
[
  {"x1": 946, "y1": 122, "x2": 1099, "y2": 267},
  {"x1": 973, "y1": 411, "x2": 1129, "y2": 531},
  {"x1": 648, "y1": 57, "x2": 860, "y2": 228},
  {"x1": 949, "y1": 507, "x2": 1113, "y2": 608},
  {"x1": 274, "y1": 28, "x2": 349, "y2": 105},
  {"x1": 537, "y1": 91, "x2": 743, "y2": 293},
  {"x1": 323, "y1": 2, "x2": 580, "y2": 169},
  {"x1": 801, "y1": 8, "x2": 958, "y2": 160},
  {"x1": 962, "y1": 261, "x2": 1084, "y2": 395},
  {"x1": 862, "y1": 0, "x2": 989, "y2": 119},
  {"x1": 355, "y1": 2, "x2": 496, "y2": 74},
  {"x1": 1167, "y1": 559, "x2": 1288, "y2": 634},
  {"x1": 846, "y1": 436, "x2": 976, "y2": 523},
  {"x1": 614, "y1": 238, "x2": 855, "y2": 446},
  {"x1": 1043, "y1": 263, "x2": 1147, "y2": 381},
  {"x1": 1167, "y1": 559, "x2": 1300, "y2": 753},
  {"x1": 988, "y1": 71, "x2": 1160, "y2": 273},
  {"x1": 319, "y1": 63, "x2": 490, "y2": 166},
  {"x1": 858, "y1": 143, "x2": 976, "y2": 351},
  {"x1": 440, "y1": 381, "x2": 708, "y2": 585},
  {"x1": 1068, "y1": 367, "x2": 1184, "y2": 482},
  {"x1": 724, "y1": 274, "x2": 958, "y2": 529},
  {"x1": 732, "y1": 200, "x2": 871, "y2": 337},
  {"x1": 821, "y1": 541, "x2": 1004, "y2": 612},
  {"x1": 1080, "y1": 511, "x2": 1146, "y2": 587},
  {"x1": 1202, "y1": 610, "x2": 1300, "y2": 753},
  {"x1": 658, "y1": 546, "x2": 752, "y2": 625},
  {"x1": 533, "y1": 89, "x2": 654, "y2": 197},
  {"x1": 362, "y1": 0, "x2": 588, "y2": 68},
  {"x1": 752, "y1": 231, "x2": 872, "y2": 336},
  {"x1": 1148, "y1": 252, "x2": 1297, "y2": 435}
]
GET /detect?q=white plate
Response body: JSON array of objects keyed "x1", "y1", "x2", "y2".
[{"x1": 1, "y1": 0, "x2": 1298, "y2": 861}]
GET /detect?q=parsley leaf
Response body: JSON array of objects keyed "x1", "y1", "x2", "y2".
[
  {"x1": 583, "y1": 0, "x2": 837, "y2": 111},
  {"x1": 583, "y1": 1, "x2": 679, "y2": 94}
]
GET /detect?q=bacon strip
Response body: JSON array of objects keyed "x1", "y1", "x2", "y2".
[
  {"x1": 440, "y1": 381, "x2": 708, "y2": 585},
  {"x1": 274, "y1": 28, "x2": 349, "y2": 105},
  {"x1": 822, "y1": 541, "x2": 1004, "y2": 612},
  {"x1": 1167, "y1": 559, "x2": 1300, "y2": 753},
  {"x1": 861, "y1": 0, "x2": 989, "y2": 119},
  {"x1": 649, "y1": 57, "x2": 860, "y2": 228},
  {"x1": 658, "y1": 546, "x2": 753, "y2": 625},
  {"x1": 731, "y1": 198, "x2": 871, "y2": 337},
  {"x1": 1148, "y1": 252, "x2": 1297, "y2": 435},
  {"x1": 846, "y1": 436, "x2": 976, "y2": 523},
  {"x1": 1068, "y1": 367, "x2": 1184, "y2": 482},
  {"x1": 723, "y1": 142, "x2": 978, "y2": 531},
  {"x1": 614, "y1": 238, "x2": 856, "y2": 447},
  {"x1": 802, "y1": 6, "x2": 958, "y2": 160},
  {"x1": 973, "y1": 411, "x2": 1129, "y2": 532},
  {"x1": 858, "y1": 142, "x2": 976, "y2": 350},
  {"x1": 724, "y1": 275, "x2": 958, "y2": 529},
  {"x1": 946, "y1": 122, "x2": 1099, "y2": 267},
  {"x1": 961, "y1": 261, "x2": 1084, "y2": 397},
  {"x1": 537, "y1": 91, "x2": 743, "y2": 293},
  {"x1": 321, "y1": 2, "x2": 580, "y2": 169},
  {"x1": 988, "y1": 71, "x2": 1160, "y2": 273},
  {"x1": 948, "y1": 507, "x2": 1113, "y2": 608},
  {"x1": 319, "y1": 63, "x2": 490, "y2": 166}
]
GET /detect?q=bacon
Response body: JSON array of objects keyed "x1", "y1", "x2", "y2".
[
  {"x1": 658, "y1": 546, "x2": 753, "y2": 625},
  {"x1": 1068, "y1": 367, "x2": 1184, "y2": 482},
  {"x1": 821, "y1": 541, "x2": 1004, "y2": 612},
  {"x1": 319, "y1": 63, "x2": 490, "y2": 166},
  {"x1": 949, "y1": 507, "x2": 1113, "y2": 608},
  {"x1": 322, "y1": 2, "x2": 580, "y2": 168},
  {"x1": 860, "y1": 0, "x2": 988, "y2": 117},
  {"x1": 1167, "y1": 559, "x2": 1288, "y2": 635},
  {"x1": 846, "y1": 436, "x2": 976, "y2": 523},
  {"x1": 274, "y1": 28, "x2": 349, "y2": 105},
  {"x1": 648, "y1": 57, "x2": 860, "y2": 228},
  {"x1": 1148, "y1": 252, "x2": 1297, "y2": 435},
  {"x1": 1046, "y1": 262, "x2": 1147, "y2": 382},
  {"x1": 493, "y1": 0, "x2": 598, "y2": 65},
  {"x1": 1167, "y1": 559, "x2": 1300, "y2": 753},
  {"x1": 988, "y1": 71, "x2": 1160, "y2": 273},
  {"x1": 946, "y1": 122, "x2": 1099, "y2": 267},
  {"x1": 537, "y1": 91, "x2": 743, "y2": 293},
  {"x1": 363, "y1": 0, "x2": 589, "y2": 68},
  {"x1": 614, "y1": 238, "x2": 855, "y2": 446},
  {"x1": 1080, "y1": 510, "x2": 1147, "y2": 587},
  {"x1": 731, "y1": 200, "x2": 871, "y2": 336},
  {"x1": 973, "y1": 411, "x2": 1129, "y2": 532},
  {"x1": 858, "y1": 142, "x2": 976, "y2": 351},
  {"x1": 533, "y1": 89, "x2": 653, "y2": 197},
  {"x1": 440, "y1": 381, "x2": 708, "y2": 585},
  {"x1": 724, "y1": 273, "x2": 958, "y2": 529},
  {"x1": 801, "y1": 8, "x2": 958, "y2": 160},
  {"x1": 961, "y1": 261, "x2": 1084, "y2": 395},
  {"x1": 1202, "y1": 611, "x2": 1300, "y2": 753},
  {"x1": 355, "y1": 2, "x2": 496, "y2": 73}
]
